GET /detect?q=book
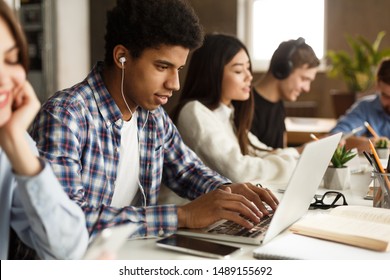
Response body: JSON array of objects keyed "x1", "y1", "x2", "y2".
[
  {"x1": 253, "y1": 230, "x2": 390, "y2": 260},
  {"x1": 289, "y1": 205, "x2": 390, "y2": 252}
]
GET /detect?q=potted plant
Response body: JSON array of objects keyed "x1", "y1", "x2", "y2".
[
  {"x1": 326, "y1": 31, "x2": 390, "y2": 117},
  {"x1": 327, "y1": 31, "x2": 390, "y2": 93},
  {"x1": 375, "y1": 137, "x2": 389, "y2": 159},
  {"x1": 323, "y1": 145, "x2": 357, "y2": 190}
]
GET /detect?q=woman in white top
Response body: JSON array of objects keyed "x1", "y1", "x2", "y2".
[
  {"x1": 173, "y1": 33, "x2": 300, "y2": 186},
  {"x1": 0, "y1": 0, "x2": 88, "y2": 259}
]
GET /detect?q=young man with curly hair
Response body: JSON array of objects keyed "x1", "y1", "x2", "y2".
[{"x1": 30, "y1": 0, "x2": 278, "y2": 239}]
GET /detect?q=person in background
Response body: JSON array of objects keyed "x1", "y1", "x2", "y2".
[
  {"x1": 0, "y1": 0, "x2": 88, "y2": 260},
  {"x1": 251, "y1": 38, "x2": 320, "y2": 149},
  {"x1": 329, "y1": 58, "x2": 390, "y2": 152},
  {"x1": 173, "y1": 33, "x2": 299, "y2": 187},
  {"x1": 30, "y1": 0, "x2": 278, "y2": 240}
]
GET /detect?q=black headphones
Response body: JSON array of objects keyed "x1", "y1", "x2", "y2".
[{"x1": 271, "y1": 37, "x2": 305, "y2": 80}]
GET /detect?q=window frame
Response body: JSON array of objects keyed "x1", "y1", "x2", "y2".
[{"x1": 236, "y1": 0, "x2": 327, "y2": 72}]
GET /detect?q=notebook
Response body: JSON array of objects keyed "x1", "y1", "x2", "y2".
[
  {"x1": 176, "y1": 133, "x2": 342, "y2": 245},
  {"x1": 253, "y1": 229, "x2": 390, "y2": 260}
]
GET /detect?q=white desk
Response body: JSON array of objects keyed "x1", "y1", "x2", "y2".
[
  {"x1": 117, "y1": 236, "x2": 257, "y2": 260},
  {"x1": 285, "y1": 117, "x2": 337, "y2": 146},
  {"x1": 285, "y1": 117, "x2": 337, "y2": 133},
  {"x1": 117, "y1": 164, "x2": 388, "y2": 260}
]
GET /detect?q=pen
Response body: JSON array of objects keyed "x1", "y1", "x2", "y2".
[
  {"x1": 362, "y1": 151, "x2": 373, "y2": 167},
  {"x1": 368, "y1": 139, "x2": 385, "y2": 172},
  {"x1": 364, "y1": 121, "x2": 379, "y2": 139},
  {"x1": 387, "y1": 154, "x2": 390, "y2": 173},
  {"x1": 369, "y1": 153, "x2": 380, "y2": 173},
  {"x1": 370, "y1": 152, "x2": 388, "y2": 206},
  {"x1": 368, "y1": 139, "x2": 390, "y2": 205},
  {"x1": 341, "y1": 126, "x2": 364, "y2": 140},
  {"x1": 310, "y1": 133, "x2": 319, "y2": 141}
]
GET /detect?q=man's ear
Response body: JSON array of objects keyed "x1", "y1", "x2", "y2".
[{"x1": 113, "y1": 45, "x2": 129, "y2": 69}]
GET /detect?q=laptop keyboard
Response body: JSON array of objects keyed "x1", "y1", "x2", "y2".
[{"x1": 207, "y1": 212, "x2": 274, "y2": 238}]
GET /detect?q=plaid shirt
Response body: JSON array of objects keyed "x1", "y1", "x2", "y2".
[{"x1": 30, "y1": 62, "x2": 229, "y2": 238}]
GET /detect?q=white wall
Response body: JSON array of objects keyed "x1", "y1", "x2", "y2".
[
  {"x1": 56, "y1": 0, "x2": 90, "y2": 90},
  {"x1": 4, "y1": 0, "x2": 13, "y2": 7}
]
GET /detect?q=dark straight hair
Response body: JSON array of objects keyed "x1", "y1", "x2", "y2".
[
  {"x1": 173, "y1": 33, "x2": 255, "y2": 155},
  {"x1": 0, "y1": 0, "x2": 29, "y2": 72}
]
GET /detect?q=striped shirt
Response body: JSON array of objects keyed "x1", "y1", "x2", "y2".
[{"x1": 30, "y1": 62, "x2": 229, "y2": 238}]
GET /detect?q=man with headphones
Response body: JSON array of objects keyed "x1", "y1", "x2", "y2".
[
  {"x1": 30, "y1": 0, "x2": 278, "y2": 240},
  {"x1": 251, "y1": 38, "x2": 320, "y2": 149}
]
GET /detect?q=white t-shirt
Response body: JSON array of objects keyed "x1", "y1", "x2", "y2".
[{"x1": 111, "y1": 112, "x2": 140, "y2": 207}]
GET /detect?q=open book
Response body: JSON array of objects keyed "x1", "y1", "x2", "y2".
[{"x1": 290, "y1": 205, "x2": 390, "y2": 252}]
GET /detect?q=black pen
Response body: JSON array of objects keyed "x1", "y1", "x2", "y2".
[
  {"x1": 363, "y1": 151, "x2": 373, "y2": 167},
  {"x1": 370, "y1": 153, "x2": 381, "y2": 173},
  {"x1": 387, "y1": 153, "x2": 390, "y2": 173}
]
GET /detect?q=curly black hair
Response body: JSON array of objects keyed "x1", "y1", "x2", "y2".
[{"x1": 104, "y1": 0, "x2": 204, "y2": 65}]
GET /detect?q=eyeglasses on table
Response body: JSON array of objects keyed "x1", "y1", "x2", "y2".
[{"x1": 309, "y1": 191, "x2": 348, "y2": 210}]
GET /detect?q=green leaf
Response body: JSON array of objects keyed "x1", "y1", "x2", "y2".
[
  {"x1": 330, "y1": 145, "x2": 357, "y2": 168},
  {"x1": 326, "y1": 31, "x2": 390, "y2": 92}
]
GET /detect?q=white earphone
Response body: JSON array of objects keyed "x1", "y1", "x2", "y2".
[
  {"x1": 119, "y1": 56, "x2": 126, "y2": 65},
  {"x1": 118, "y1": 56, "x2": 145, "y2": 205},
  {"x1": 118, "y1": 56, "x2": 133, "y2": 118}
]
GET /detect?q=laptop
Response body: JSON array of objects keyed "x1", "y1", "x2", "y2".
[{"x1": 177, "y1": 133, "x2": 342, "y2": 245}]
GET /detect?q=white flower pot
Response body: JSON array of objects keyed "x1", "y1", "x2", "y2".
[
  {"x1": 376, "y1": 148, "x2": 389, "y2": 159},
  {"x1": 323, "y1": 166, "x2": 351, "y2": 190}
]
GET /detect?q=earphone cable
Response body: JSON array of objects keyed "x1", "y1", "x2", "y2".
[{"x1": 121, "y1": 66, "x2": 133, "y2": 118}]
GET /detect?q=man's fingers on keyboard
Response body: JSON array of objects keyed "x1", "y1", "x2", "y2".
[
  {"x1": 222, "y1": 191, "x2": 263, "y2": 217},
  {"x1": 260, "y1": 195, "x2": 278, "y2": 212},
  {"x1": 224, "y1": 201, "x2": 262, "y2": 224},
  {"x1": 252, "y1": 186, "x2": 279, "y2": 211},
  {"x1": 246, "y1": 192, "x2": 270, "y2": 216},
  {"x1": 222, "y1": 210, "x2": 255, "y2": 229},
  {"x1": 265, "y1": 188, "x2": 279, "y2": 205}
]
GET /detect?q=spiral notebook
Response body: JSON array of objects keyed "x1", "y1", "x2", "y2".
[{"x1": 177, "y1": 133, "x2": 342, "y2": 245}]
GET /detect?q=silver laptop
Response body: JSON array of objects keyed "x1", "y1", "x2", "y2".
[{"x1": 177, "y1": 133, "x2": 342, "y2": 245}]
